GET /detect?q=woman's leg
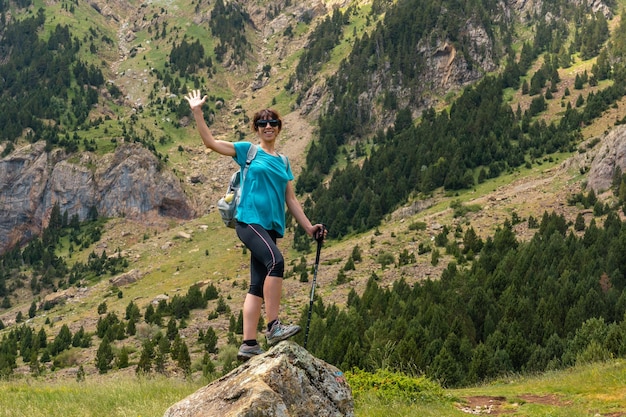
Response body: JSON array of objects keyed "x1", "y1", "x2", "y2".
[
  {"x1": 236, "y1": 224, "x2": 284, "y2": 341},
  {"x1": 242, "y1": 293, "x2": 263, "y2": 341},
  {"x1": 242, "y1": 275, "x2": 282, "y2": 340},
  {"x1": 263, "y1": 276, "x2": 283, "y2": 324}
]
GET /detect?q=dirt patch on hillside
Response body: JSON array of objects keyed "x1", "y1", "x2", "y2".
[
  {"x1": 458, "y1": 394, "x2": 573, "y2": 415},
  {"x1": 458, "y1": 396, "x2": 509, "y2": 414},
  {"x1": 459, "y1": 394, "x2": 626, "y2": 416}
]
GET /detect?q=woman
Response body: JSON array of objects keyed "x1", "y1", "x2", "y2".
[{"x1": 185, "y1": 90, "x2": 326, "y2": 361}]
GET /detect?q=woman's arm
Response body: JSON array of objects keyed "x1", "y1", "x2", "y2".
[
  {"x1": 185, "y1": 89, "x2": 236, "y2": 157},
  {"x1": 285, "y1": 182, "x2": 326, "y2": 239}
]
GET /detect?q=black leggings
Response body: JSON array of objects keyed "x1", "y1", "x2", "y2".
[{"x1": 235, "y1": 223, "x2": 284, "y2": 298}]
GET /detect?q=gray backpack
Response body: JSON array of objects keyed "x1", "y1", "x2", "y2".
[{"x1": 217, "y1": 144, "x2": 287, "y2": 228}]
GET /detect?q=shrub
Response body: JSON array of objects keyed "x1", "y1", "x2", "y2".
[
  {"x1": 377, "y1": 252, "x2": 395, "y2": 269},
  {"x1": 408, "y1": 221, "x2": 427, "y2": 231},
  {"x1": 346, "y1": 368, "x2": 450, "y2": 403},
  {"x1": 53, "y1": 349, "x2": 81, "y2": 369}
]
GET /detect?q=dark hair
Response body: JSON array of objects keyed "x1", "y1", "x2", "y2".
[{"x1": 251, "y1": 109, "x2": 282, "y2": 131}]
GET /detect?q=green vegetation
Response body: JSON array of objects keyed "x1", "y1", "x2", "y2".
[
  {"x1": 209, "y1": 0, "x2": 251, "y2": 65},
  {"x1": 294, "y1": 208, "x2": 626, "y2": 388},
  {"x1": 288, "y1": 7, "x2": 351, "y2": 102},
  {"x1": 0, "y1": 9, "x2": 105, "y2": 148},
  {"x1": 0, "y1": 360, "x2": 622, "y2": 416},
  {"x1": 0, "y1": 376, "x2": 202, "y2": 417},
  {"x1": 452, "y1": 359, "x2": 626, "y2": 416},
  {"x1": 0, "y1": 203, "x2": 126, "y2": 300}
]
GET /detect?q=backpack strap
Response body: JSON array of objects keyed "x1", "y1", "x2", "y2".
[
  {"x1": 241, "y1": 144, "x2": 258, "y2": 183},
  {"x1": 237, "y1": 144, "x2": 258, "y2": 207}
]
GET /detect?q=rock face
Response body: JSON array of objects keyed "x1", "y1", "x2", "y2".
[
  {"x1": 586, "y1": 125, "x2": 626, "y2": 192},
  {"x1": 163, "y1": 341, "x2": 354, "y2": 417},
  {"x1": 109, "y1": 268, "x2": 143, "y2": 287},
  {"x1": 0, "y1": 142, "x2": 196, "y2": 254}
]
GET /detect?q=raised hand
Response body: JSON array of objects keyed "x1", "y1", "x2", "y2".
[{"x1": 184, "y1": 89, "x2": 207, "y2": 111}]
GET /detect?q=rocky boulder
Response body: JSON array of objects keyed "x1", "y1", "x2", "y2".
[
  {"x1": 163, "y1": 341, "x2": 354, "y2": 417},
  {"x1": 109, "y1": 268, "x2": 143, "y2": 287}
]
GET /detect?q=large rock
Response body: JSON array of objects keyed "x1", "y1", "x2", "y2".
[
  {"x1": 163, "y1": 341, "x2": 354, "y2": 417},
  {"x1": 586, "y1": 125, "x2": 626, "y2": 193},
  {"x1": 109, "y1": 268, "x2": 143, "y2": 287}
]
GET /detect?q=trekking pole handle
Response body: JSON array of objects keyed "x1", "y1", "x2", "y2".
[
  {"x1": 314, "y1": 225, "x2": 325, "y2": 264},
  {"x1": 314, "y1": 224, "x2": 326, "y2": 243}
]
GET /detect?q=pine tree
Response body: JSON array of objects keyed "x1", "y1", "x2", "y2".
[
  {"x1": 155, "y1": 337, "x2": 170, "y2": 374},
  {"x1": 177, "y1": 340, "x2": 191, "y2": 376},
  {"x1": 171, "y1": 334, "x2": 183, "y2": 359},
  {"x1": 28, "y1": 301, "x2": 37, "y2": 319},
  {"x1": 145, "y1": 304, "x2": 156, "y2": 324},
  {"x1": 336, "y1": 270, "x2": 348, "y2": 285},
  {"x1": 166, "y1": 318, "x2": 178, "y2": 341},
  {"x1": 343, "y1": 257, "x2": 355, "y2": 271},
  {"x1": 76, "y1": 365, "x2": 86, "y2": 382},
  {"x1": 235, "y1": 311, "x2": 244, "y2": 335},
  {"x1": 125, "y1": 301, "x2": 141, "y2": 321},
  {"x1": 136, "y1": 339, "x2": 155, "y2": 375},
  {"x1": 20, "y1": 327, "x2": 33, "y2": 362},
  {"x1": 216, "y1": 296, "x2": 230, "y2": 314},
  {"x1": 97, "y1": 301, "x2": 107, "y2": 315},
  {"x1": 203, "y1": 326, "x2": 218, "y2": 354},
  {"x1": 204, "y1": 284, "x2": 219, "y2": 300},
  {"x1": 37, "y1": 328, "x2": 47, "y2": 349},
  {"x1": 116, "y1": 346, "x2": 130, "y2": 369},
  {"x1": 574, "y1": 213, "x2": 586, "y2": 231},
  {"x1": 202, "y1": 353, "x2": 216, "y2": 379},
  {"x1": 50, "y1": 324, "x2": 72, "y2": 355},
  {"x1": 126, "y1": 318, "x2": 137, "y2": 336},
  {"x1": 95, "y1": 336, "x2": 114, "y2": 374}
]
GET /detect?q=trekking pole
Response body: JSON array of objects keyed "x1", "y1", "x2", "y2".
[{"x1": 304, "y1": 226, "x2": 325, "y2": 350}]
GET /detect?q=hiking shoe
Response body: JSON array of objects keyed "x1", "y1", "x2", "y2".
[
  {"x1": 237, "y1": 343, "x2": 265, "y2": 361},
  {"x1": 266, "y1": 320, "x2": 301, "y2": 346}
]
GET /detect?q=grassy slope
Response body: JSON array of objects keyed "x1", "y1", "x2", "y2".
[
  {"x1": 450, "y1": 359, "x2": 626, "y2": 417},
  {"x1": 0, "y1": 359, "x2": 623, "y2": 416}
]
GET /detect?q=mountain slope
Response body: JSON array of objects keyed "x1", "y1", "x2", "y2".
[{"x1": 2, "y1": 0, "x2": 626, "y2": 393}]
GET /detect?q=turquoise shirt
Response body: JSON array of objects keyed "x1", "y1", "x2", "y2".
[{"x1": 233, "y1": 142, "x2": 294, "y2": 237}]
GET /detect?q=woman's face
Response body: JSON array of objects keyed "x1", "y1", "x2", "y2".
[{"x1": 254, "y1": 114, "x2": 281, "y2": 142}]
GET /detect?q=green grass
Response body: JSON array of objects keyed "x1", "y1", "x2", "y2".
[
  {"x1": 2, "y1": 360, "x2": 623, "y2": 417},
  {"x1": 450, "y1": 360, "x2": 626, "y2": 417},
  {"x1": 353, "y1": 360, "x2": 626, "y2": 417},
  {"x1": 354, "y1": 393, "x2": 468, "y2": 417},
  {"x1": 0, "y1": 375, "x2": 202, "y2": 417}
]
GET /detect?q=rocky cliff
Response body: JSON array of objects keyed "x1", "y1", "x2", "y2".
[
  {"x1": 0, "y1": 142, "x2": 195, "y2": 254},
  {"x1": 586, "y1": 125, "x2": 626, "y2": 193}
]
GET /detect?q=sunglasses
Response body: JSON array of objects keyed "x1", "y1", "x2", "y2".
[{"x1": 255, "y1": 119, "x2": 280, "y2": 128}]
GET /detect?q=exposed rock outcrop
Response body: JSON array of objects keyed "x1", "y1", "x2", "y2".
[
  {"x1": 507, "y1": 0, "x2": 612, "y2": 22},
  {"x1": 109, "y1": 268, "x2": 143, "y2": 287},
  {"x1": 163, "y1": 341, "x2": 354, "y2": 417},
  {"x1": 0, "y1": 142, "x2": 196, "y2": 254},
  {"x1": 586, "y1": 125, "x2": 626, "y2": 192},
  {"x1": 88, "y1": 0, "x2": 135, "y2": 23}
]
